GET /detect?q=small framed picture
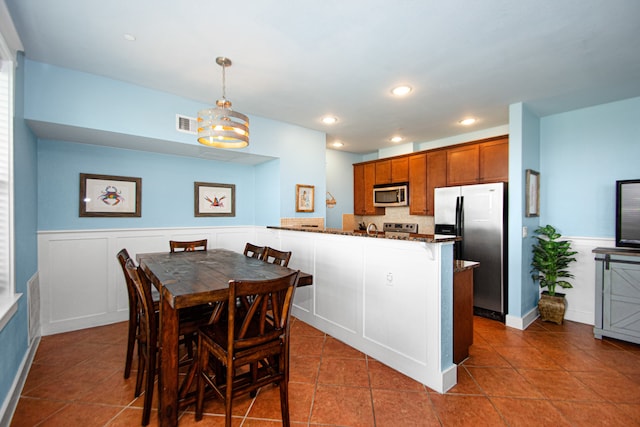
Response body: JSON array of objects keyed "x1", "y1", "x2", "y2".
[
  {"x1": 194, "y1": 182, "x2": 235, "y2": 217},
  {"x1": 525, "y1": 169, "x2": 540, "y2": 217},
  {"x1": 295, "y1": 184, "x2": 315, "y2": 212},
  {"x1": 79, "y1": 173, "x2": 141, "y2": 217}
]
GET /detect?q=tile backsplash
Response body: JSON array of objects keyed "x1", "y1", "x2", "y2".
[{"x1": 354, "y1": 206, "x2": 435, "y2": 234}]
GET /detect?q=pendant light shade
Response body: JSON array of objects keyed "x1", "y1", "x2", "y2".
[{"x1": 197, "y1": 57, "x2": 249, "y2": 148}]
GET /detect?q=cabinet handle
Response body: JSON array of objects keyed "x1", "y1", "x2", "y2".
[{"x1": 605, "y1": 254, "x2": 610, "y2": 270}]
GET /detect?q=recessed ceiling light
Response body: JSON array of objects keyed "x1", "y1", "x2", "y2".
[
  {"x1": 390, "y1": 136, "x2": 403, "y2": 143},
  {"x1": 391, "y1": 85, "x2": 412, "y2": 96},
  {"x1": 459, "y1": 117, "x2": 476, "y2": 126},
  {"x1": 123, "y1": 33, "x2": 136, "y2": 42},
  {"x1": 321, "y1": 116, "x2": 338, "y2": 125},
  {"x1": 332, "y1": 141, "x2": 344, "y2": 148}
]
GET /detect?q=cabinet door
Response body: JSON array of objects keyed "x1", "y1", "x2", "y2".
[
  {"x1": 408, "y1": 154, "x2": 427, "y2": 215},
  {"x1": 603, "y1": 260, "x2": 640, "y2": 340},
  {"x1": 375, "y1": 160, "x2": 391, "y2": 185},
  {"x1": 391, "y1": 157, "x2": 409, "y2": 182},
  {"x1": 426, "y1": 150, "x2": 447, "y2": 216},
  {"x1": 364, "y1": 163, "x2": 384, "y2": 215},
  {"x1": 479, "y1": 138, "x2": 509, "y2": 182},
  {"x1": 447, "y1": 144, "x2": 479, "y2": 186},
  {"x1": 453, "y1": 268, "x2": 474, "y2": 363},
  {"x1": 353, "y1": 164, "x2": 365, "y2": 215}
]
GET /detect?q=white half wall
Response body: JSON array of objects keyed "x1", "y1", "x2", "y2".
[{"x1": 37, "y1": 226, "x2": 258, "y2": 335}]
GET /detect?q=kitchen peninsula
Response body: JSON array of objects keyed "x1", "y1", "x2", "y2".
[{"x1": 264, "y1": 225, "x2": 465, "y2": 393}]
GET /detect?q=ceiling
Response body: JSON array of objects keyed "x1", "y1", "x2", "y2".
[{"x1": 5, "y1": 0, "x2": 640, "y2": 154}]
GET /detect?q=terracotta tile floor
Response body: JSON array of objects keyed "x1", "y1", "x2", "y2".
[{"x1": 10, "y1": 316, "x2": 640, "y2": 426}]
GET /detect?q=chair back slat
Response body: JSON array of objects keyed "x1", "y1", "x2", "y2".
[
  {"x1": 170, "y1": 239, "x2": 208, "y2": 252},
  {"x1": 228, "y1": 271, "x2": 299, "y2": 351},
  {"x1": 124, "y1": 259, "x2": 157, "y2": 343},
  {"x1": 117, "y1": 249, "x2": 137, "y2": 309},
  {"x1": 243, "y1": 242, "x2": 266, "y2": 259},
  {"x1": 263, "y1": 247, "x2": 292, "y2": 267}
]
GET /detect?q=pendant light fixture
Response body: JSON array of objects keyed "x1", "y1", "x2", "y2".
[{"x1": 197, "y1": 57, "x2": 250, "y2": 148}]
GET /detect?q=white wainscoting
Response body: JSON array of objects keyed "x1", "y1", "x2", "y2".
[
  {"x1": 37, "y1": 226, "x2": 259, "y2": 336},
  {"x1": 563, "y1": 236, "x2": 615, "y2": 325}
]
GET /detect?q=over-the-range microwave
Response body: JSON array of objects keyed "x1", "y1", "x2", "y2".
[{"x1": 373, "y1": 182, "x2": 408, "y2": 207}]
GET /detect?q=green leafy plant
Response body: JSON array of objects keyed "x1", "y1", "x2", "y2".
[{"x1": 530, "y1": 224, "x2": 578, "y2": 296}]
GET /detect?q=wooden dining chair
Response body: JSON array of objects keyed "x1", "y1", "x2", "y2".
[
  {"x1": 123, "y1": 257, "x2": 214, "y2": 425},
  {"x1": 195, "y1": 271, "x2": 300, "y2": 427},
  {"x1": 123, "y1": 258, "x2": 158, "y2": 426},
  {"x1": 243, "y1": 242, "x2": 266, "y2": 259},
  {"x1": 116, "y1": 248, "x2": 160, "y2": 380},
  {"x1": 169, "y1": 239, "x2": 208, "y2": 252},
  {"x1": 263, "y1": 247, "x2": 292, "y2": 267}
]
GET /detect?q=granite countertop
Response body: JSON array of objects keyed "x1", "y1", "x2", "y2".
[{"x1": 267, "y1": 225, "x2": 460, "y2": 243}]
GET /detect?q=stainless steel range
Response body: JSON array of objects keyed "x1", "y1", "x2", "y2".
[{"x1": 383, "y1": 222, "x2": 418, "y2": 237}]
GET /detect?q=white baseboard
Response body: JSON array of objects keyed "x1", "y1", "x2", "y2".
[
  {"x1": 505, "y1": 306, "x2": 539, "y2": 330},
  {"x1": 0, "y1": 336, "x2": 40, "y2": 427}
]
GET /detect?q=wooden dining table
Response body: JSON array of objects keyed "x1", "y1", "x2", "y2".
[{"x1": 137, "y1": 248, "x2": 312, "y2": 427}]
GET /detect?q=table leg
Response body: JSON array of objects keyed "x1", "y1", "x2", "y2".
[{"x1": 159, "y1": 293, "x2": 179, "y2": 427}]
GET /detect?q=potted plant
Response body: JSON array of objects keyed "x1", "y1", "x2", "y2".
[{"x1": 530, "y1": 224, "x2": 577, "y2": 324}]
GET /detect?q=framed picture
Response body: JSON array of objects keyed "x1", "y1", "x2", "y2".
[
  {"x1": 194, "y1": 182, "x2": 235, "y2": 217},
  {"x1": 296, "y1": 184, "x2": 315, "y2": 212},
  {"x1": 525, "y1": 169, "x2": 540, "y2": 217},
  {"x1": 79, "y1": 173, "x2": 141, "y2": 217}
]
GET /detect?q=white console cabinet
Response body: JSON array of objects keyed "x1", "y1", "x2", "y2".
[{"x1": 593, "y1": 247, "x2": 640, "y2": 345}]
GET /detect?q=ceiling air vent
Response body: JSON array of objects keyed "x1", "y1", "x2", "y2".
[{"x1": 176, "y1": 114, "x2": 197, "y2": 135}]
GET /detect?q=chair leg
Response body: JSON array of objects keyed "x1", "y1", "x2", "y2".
[
  {"x1": 141, "y1": 346, "x2": 155, "y2": 426},
  {"x1": 124, "y1": 313, "x2": 137, "y2": 379},
  {"x1": 134, "y1": 342, "x2": 145, "y2": 397},
  {"x1": 225, "y1": 364, "x2": 234, "y2": 427},
  {"x1": 195, "y1": 338, "x2": 207, "y2": 421},
  {"x1": 279, "y1": 380, "x2": 290, "y2": 427}
]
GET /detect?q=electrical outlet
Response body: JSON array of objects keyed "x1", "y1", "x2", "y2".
[
  {"x1": 386, "y1": 272, "x2": 394, "y2": 286},
  {"x1": 522, "y1": 226, "x2": 528, "y2": 238}
]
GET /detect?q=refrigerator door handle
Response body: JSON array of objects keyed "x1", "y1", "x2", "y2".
[
  {"x1": 456, "y1": 196, "x2": 464, "y2": 237},
  {"x1": 455, "y1": 196, "x2": 464, "y2": 259}
]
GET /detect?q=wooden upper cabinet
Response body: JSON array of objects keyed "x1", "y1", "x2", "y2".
[
  {"x1": 375, "y1": 160, "x2": 391, "y2": 184},
  {"x1": 375, "y1": 157, "x2": 409, "y2": 184},
  {"x1": 426, "y1": 150, "x2": 447, "y2": 215},
  {"x1": 354, "y1": 136, "x2": 508, "y2": 217},
  {"x1": 447, "y1": 144, "x2": 479, "y2": 186},
  {"x1": 408, "y1": 154, "x2": 427, "y2": 215},
  {"x1": 391, "y1": 157, "x2": 409, "y2": 182},
  {"x1": 447, "y1": 136, "x2": 509, "y2": 186},
  {"x1": 353, "y1": 164, "x2": 365, "y2": 215},
  {"x1": 354, "y1": 163, "x2": 384, "y2": 216},
  {"x1": 479, "y1": 137, "x2": 509, "y2": 183}
]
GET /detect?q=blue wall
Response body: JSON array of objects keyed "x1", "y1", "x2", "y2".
[
  {"x1": 0, "y1": 52, "x2": 37, "y2": 416},
  {"x1": 24, "y1": 60, "x2": 328, "y2": 229},
  {"x1": 507, "y1": 103, "x2": 542, "y2": 319},
  {"x1": 508, "y1": 96, "x2": 640, "y2": 320},
  {"x1": 540, "y1": 96, "x2": 640, "y2": 237},
  {"x1": 38, "y1": 140, "x2": 257, "y2": 230},
  {"x1": 326, "y1": 149, "x2": 363, "y2": 229}
]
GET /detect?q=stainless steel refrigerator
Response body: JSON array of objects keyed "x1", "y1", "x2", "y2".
[{"x1": 434, "y1": 182, "x2": 507, "y2": 321}]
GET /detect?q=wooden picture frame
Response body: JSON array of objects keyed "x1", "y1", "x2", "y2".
[
  {"x1": 525, "y1": 169, "x2": 540, "y2": 217},
  {"x1": 79, "y1": 173, "x2": 141, "y2": 217},
  {"x1": 194, "y1": 182, "x2": 235, "y2": 217},
  {"x1": 295, "y1": 184, "x2": 315, "y2": 212}
]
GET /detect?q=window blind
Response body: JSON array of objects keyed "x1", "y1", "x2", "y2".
[{"x1": 0, "y1": 61, "x2": 10, "y2": 298}]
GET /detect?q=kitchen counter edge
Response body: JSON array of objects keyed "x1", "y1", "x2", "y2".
[
  {"x1": 454, "y1": 260, "x2": 480, "y2": 273},
  {"x1": 267, "y1": 226, "x2": 460, "y2": 244}
]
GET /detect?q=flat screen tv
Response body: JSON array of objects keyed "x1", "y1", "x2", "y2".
[{"x1": 616, "y1": 179, "x2": 640, "y2": 248}]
